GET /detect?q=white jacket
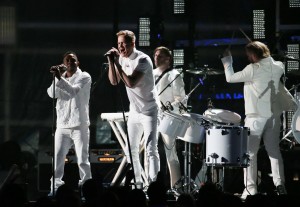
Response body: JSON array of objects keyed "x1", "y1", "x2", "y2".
[
  {"x1": 47, "y1": 68, "x2": 91, "y2": 128},
  {"x1": 222, "y1": 56, "x2": 284, "y2": 118}
]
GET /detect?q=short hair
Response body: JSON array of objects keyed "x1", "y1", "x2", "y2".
[
  {"x1": 245, "y1": 41, "x2": 270, "y2": 59},
  {"x1": 154, "y1": 46, "x2": 173, "y2": 66},
  {"x1": 63, "y1": 51, "x2": 78, "y2": 61},
  {"x1": 154, "y1": 46, "x2": 172, "y2": 59},
  {"x1": 116, "y1": 30, "x2": 136, "y2": 43}
]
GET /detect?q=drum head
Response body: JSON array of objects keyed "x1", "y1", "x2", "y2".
[{"x1": 203, "y1": 108, "x2": 241, "y2": 125}]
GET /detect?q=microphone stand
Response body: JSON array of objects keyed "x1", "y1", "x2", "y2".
[
  {"x1": 157, "y1": 70, "x2": 183, "y2": 96},
  {"x1": 51, "y1": 74, "x2": 56, "y2": 198},
  {"x1": 181, "y1": 74, "x2": 206, "y2": 105},
  {"x1": 91, "y1": 63, "x2": 108, "y2": 95},
  {"x1": 109, "y1": 57, "x2": 136, "y2": 186},
  {"x1": 282, "y1": 55, "x2": 288, "y2": 140}
]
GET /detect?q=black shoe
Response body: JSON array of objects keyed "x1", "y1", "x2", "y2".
[{"x1": 276, "y1": 185, "x2": 287, "y2": 195}]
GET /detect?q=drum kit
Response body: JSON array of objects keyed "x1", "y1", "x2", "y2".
[
  {"x1": 158, "y1": 65, "x2": 251, "y2": 193},
  {"x1": 159, "y1": 64, "x2": 300, "y2": 194},
  {"x1": 157, "y1": 66, "x2": 251, "y2": 194},
  {"x1": 158, "y1": 106, "x2": 250, "y2": 194}
]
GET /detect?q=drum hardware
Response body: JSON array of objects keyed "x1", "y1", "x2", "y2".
[
  {"x1": 165, "y1": 101, "x2": 174, "y2": 111},
  {"x1": 160, "y1": 101, "x2": 169, "y2": 112},
  {"x1": 207, "y1": 98, "x2": 214, "y2": 109},
  {"x1": 172, "y1": 112, "x2": 207, "y2": 194},
  {"x1": 186, "y1": 67, "x2": 224, "y2": 76},
  {"x1": 181, "y1": 76, "x2": 206, "y2": 114},
  {"x1": 179, "y1": 101, "x2": 188, "y2": 114},
  {"x1": 157, "y1": 70, "x2": 183, "y2": 96},
  {"x1": 280, "y1": 83, "x2": 300, "y2": 148},
  {"x1": 176, "y1": 141, "x2": 200, "y2": 195}
]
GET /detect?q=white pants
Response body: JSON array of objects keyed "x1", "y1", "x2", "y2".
[
  {"x1": 243, "y1": 115, "x2": 285, "y2": 193},
  {"x1": 50, "y1": 126, "x2": 92, "y2": 192},
  {"x1": 160, "y1": 132, "x2": 181, "y2": 188},
  {"x1": 125, "y1": 110, "x2": 160, "y2": 184}
]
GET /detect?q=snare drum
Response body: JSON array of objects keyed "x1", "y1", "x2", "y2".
[
  {"x1": 158, "y1": 112, "x2": 190, "y2": 138},
  {"x1": 177, "y1": 113, "x2": 206, "y2": 144},
  {"x1": 203, "y1": 108, "x2": 241, "y2": 125},
  {"x1": 205, "y1": 126, "x2": 249, "y2": 167}
]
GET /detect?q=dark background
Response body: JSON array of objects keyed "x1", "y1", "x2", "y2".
[{"x1": 0, "y1": 0, "x2": 299, "y2": 200}]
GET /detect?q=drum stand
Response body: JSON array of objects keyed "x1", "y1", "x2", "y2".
[
  {"x1": 207, "y1": 154, "x2": 226, "y2": 191},
  {"x1": 280, "y1": 83, "x2": 299, "y2": 149},
  {"x1": 183, "y1": 142, "x2": 192, "y2": 193},
  {"x1": 175, "y1": 141, "x2": 199, "y2": 195}
]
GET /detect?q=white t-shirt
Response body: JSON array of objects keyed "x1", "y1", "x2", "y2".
[{"x1": 119, "y1": 48, "x2": 158, "y2": 114}]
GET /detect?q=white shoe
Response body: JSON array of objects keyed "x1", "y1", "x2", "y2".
[
  {"x1": 276, "y1": 185, "x2": 287, "y2": 195},
  {"x1": 240, "y1": 187, "x2": 257, "y2": 200}
]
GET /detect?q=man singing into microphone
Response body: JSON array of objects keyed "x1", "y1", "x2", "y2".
[
  {"x1": 105, "y1": 30, "x2": 160, "y2": 187},
  {"x1": 47, "y1": 51, "x2": 92, "y2": 196}
]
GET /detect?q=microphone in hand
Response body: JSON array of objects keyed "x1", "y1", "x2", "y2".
[
  {"x1": 104, "y1": 52, "x2": 113, "y2": 57},
  {"x1": 50, "y1": 64, "x2": 67, "y2": 72}
]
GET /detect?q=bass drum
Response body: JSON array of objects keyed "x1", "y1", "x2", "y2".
[
  {"x1": 203, "y1": 108, "x2": 241, "y2": 126},
  {"x1": 206, "y1": 126, "x2": 249, "y2": 167}
]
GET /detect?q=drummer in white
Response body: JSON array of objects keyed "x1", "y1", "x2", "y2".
[
  {"x1": 153, "y1": 46, "x2": 186, "y2": 190},
  {"x1": 221, "y1": 41, "x2": 297, "y2": 199}
]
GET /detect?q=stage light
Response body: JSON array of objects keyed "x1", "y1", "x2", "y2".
[
  {"x1": 287, "y1": 44, "x2": 299, "y2": 74},
  {"x1": 289, "y1": 0, "x2": 300, "y2": 7},
  {"x1": 173, "y1": 49, "x2": 184, "y2": 72},
  {"x1": 138, "y1": 17, "x2": 150, "y2": 47},
  {"x1": 252, "y1": 10, "x2": 265, "y2": 40},
  {"x1": 173, "y1": 0, "x2": 185, "y2": 14},
  {"x1": 98, "y1": 157, "x2": 115, "y2": 163},
  {"x1": 0, "y1": 5, "x2": 16, "y2": 46}
]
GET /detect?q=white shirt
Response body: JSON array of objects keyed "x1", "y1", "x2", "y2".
[
  {"x1": 47, "y1": 68, "x2": 91, "y2": 128},
  {"x1": 153, "y1": 68, "x2": 186, "y2": 114},
  {"x1": 221, "y1": 56, "x2": 284, "y2": 118},
  {"x1": 119, "y1": 48, "x2": 158, "y2": 114}
]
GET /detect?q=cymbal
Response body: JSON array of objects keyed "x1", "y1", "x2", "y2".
[
  {"x1": 271, "y1": 54, "x2": 300, "y2": 61},
  {"x1": 186, "y1": 67, "x2": 224, "y2": 75}
]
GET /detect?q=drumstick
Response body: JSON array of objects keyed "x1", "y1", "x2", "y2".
[
  {"x1": 228, "y1": 30, "x2": 236, "y2": 50},
  {"x1": 239, "y1": 27, "x2": 252, "y2": 43}
]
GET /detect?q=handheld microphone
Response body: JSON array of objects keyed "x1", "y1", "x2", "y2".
[
  {"x1": 104, "y1": 52, "x2": 113, "y2": 57},
  {"x1": 58, "y1": 65, "x2": 67, "y2": 72},
  {"x1": 51, "y1": 64, "x2": 67, "y2": 72}
]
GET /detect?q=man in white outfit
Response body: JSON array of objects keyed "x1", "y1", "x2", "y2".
[
  {"x1": 47, "y1": 51, "x2": 92, "y2": 196},
  {"x1": 105, "y1": 30, "x2": 160, "y2": 186},
  {"x1": 153, "y1": 46, "x2": 186, "y2": 189},
  {"x1": 221, "y1": 41, "x2": 293, "y2": 199}
]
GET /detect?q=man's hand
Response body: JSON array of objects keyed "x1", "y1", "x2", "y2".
[{"x1": 223, "y1": 48, "x2": 232, "y2": 57}]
